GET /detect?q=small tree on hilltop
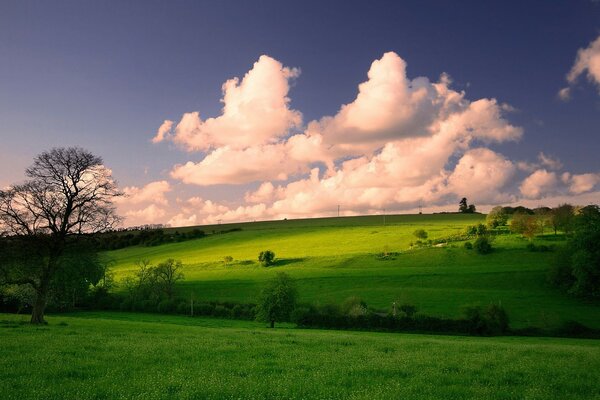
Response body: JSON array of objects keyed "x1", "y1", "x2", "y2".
[
  {"x1": 258, "y1": 250, "x2": 275, "y2": 267},
  {"x1": 459, "y1": 198, "x2": 476, "y2": 213},
  {"x1": 255, "y1": 272, "x2": 297, "y2": 328}
]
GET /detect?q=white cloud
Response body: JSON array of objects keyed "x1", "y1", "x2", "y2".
[
  {"x1": 308, "y1": 52, "x2": 521, "y2": 157},
  {"x1": 125, "y1": 204, "x2": 167, "y2": 224},
  {"x1": 561, "y1": 34, "x2": 600, "y2": 98},
  {"x1": 168, "y1": 213, "x2": 198, "y2": 228},
  {"x1": 152, "y1": 120, "x2": 173, "y2": 144},
  {"x1": 520, "y1": 170, "x2": 558, "y2": 199},
  {"x1": 564, "y1": 173, "x2": 600, "y2": 194},
  {"x1": 142, "y1": 52, "x2": 599, "y2": 227},
  {"x1": 447, "y1": 148, "x2": 516, "y2": 203},
  {"x1": 154, "y1": 55, "x2": 301, "y2": 151},
  {"x1": 538, "y1": 152, "x2": 563, "y2": 170},
  {"x1": 117, "y1": 180, "x2": 171, "y2": 205}
]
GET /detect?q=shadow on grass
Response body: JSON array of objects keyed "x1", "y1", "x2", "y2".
[{"x1": 270, "y1": 258, "x2": 306, "y2": 267}]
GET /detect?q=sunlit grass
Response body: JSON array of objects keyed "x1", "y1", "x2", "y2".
[{"x1": 103, "y1": 214, "x2": 600, "y2": 329}]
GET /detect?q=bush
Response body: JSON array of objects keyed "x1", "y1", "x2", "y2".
[
  {"x1": 231, "y1": 304, "x2": 244, "y2": 318},
  {"x1": 399, "y1": 304, "x2": 417, "y2": 318},
  {"x1": 176, "y1": 301, "x2": 189, "y2": 315},
  {"x1": 474, "y1": 237, "x2": 492, "y2": 254},
  {"x1": 157, "y1": 299, "x2": 177, "y2": 314},
  {"x1": 464, "y1": 304, "x2": 509, "y2": 335},
  {"x1": 341, "y1": 296, "x2": 368, "y2": 316},
  {"x1": 413, "y1": 229, "x2": 428, "y2": 239},
  {"x1": 223, "y1": 255, "x2": 234, "y2": 263},
  {"x1": 195, "y1": 302, "x2": 215, "y2": 316},
  {"x1": 258, "y1": 250, "x2": 276, "y2": 266},
  {"x1": 290, "y1": 306, "x2": 312, "y2": 325},
  {"x1": 212, "y1": 305, "x2": 230, "y2": 317},
  {"x1": 464, "y1": 241, "x2": 473, "y2": 250}
]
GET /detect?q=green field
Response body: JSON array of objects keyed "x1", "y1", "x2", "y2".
[
  {"x1": 1, "y1": 312, "x2": 599, "y2": 400},
  {"x1": 105, "y1": 214, "x2": 600, "y2": 330}
]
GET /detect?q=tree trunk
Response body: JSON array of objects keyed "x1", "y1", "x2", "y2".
[
  {"x1": 31, "y1": 270, "x2": 51, "y2": 325},
  {"x1": 30, "y1": 288, "x2": 47, "y2": 324},
  {"x1": 270, "y1": 320, "x2": 275, "y2": 328}
]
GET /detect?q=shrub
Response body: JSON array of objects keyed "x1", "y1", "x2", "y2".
[
  {"x1": 223, "y1": 255, "x2": 234, "y2": 263},
  {"x1": 196, "y1": 302, "x2": 215, "y2": 316},
  {"x1": 231, "y1": 304, "x2": 244, "y2": 318},
  {"x1": 413, "y1": 229, "x2": 428, "y2": 239},
  {"x1": 464, "y1": 304, "x2": 509, "y2": 335},
  {"x1": 341, "y1": 296, "x2": 368, "y2": 315},
  {"x1": 474, "y1": 236, "x2": 492, "y2": 254},
  {"x1": 399, "y1": 304, "x2": 417, "y2": 318},
  {"x1": 212, "y1": 305, "x2": 230, "y2": 317},
  {"x1": 464, "y1": 241, "x2": 473, "y2": 250},
  {"x1": 157, "y1": 299, "x2": 177, "y2": 314},
  {"x1": 258, "y1": 250, "x2": 275, "y2": 266},
  {"x1": 290, "y1": 306, "x2": 311, "y2": 325},
  {"x1": 176, "y1": 301, "x2": 188, "y2": 315}
]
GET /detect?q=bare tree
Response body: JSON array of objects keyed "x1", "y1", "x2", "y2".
[
  {"x1": 0, "y1": 147, "x2": 121, "y2": 324},
  {"x1": 154, "y1": 259, "x2": 184, "y2": 300}
]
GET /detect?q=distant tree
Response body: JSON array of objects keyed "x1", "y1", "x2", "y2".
[
  {"x1": 459, "y1": 198, "x2": 476, "y2": 213},
  {"x1": 255, "y1": 272, "x2": 297, "y2": 328},
  {"x1": 459, "y1": 198, "x2": 469, "y2": 213},
  {"x1": 486, "y1": 206, "x2": 508, "y2": 228},
  {"x1": 510, "y1": 213, "x2": 538, "y2": 239},
  {"x1": 413, "y1": 229, "x2": 428, "y2": 239},
  {"x1": 153, "y1": 259, "x2": 184, "y2": 300},
  {"x1": 0, "y1": 147, "x2": 121, "y2": 324},
  {"x1": 258, "y1": 250, "x2": 276, "y2": 267},
  {"x1": 551, "y1": 204, "x2": 575, "y2": 235},
  {"x1": 534, "y1": 207, "x2": 552, "y2": 235}
]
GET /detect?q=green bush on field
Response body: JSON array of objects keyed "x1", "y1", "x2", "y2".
[
  {"x1": 258, "y1": 250, "x2": 276, "y2": 266},
  {"x1": 474, "y1": 237, "x2": 492, "y2": 254}
]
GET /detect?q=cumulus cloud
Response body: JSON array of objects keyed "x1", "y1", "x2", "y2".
[
  {"x1": 115, "y1": 181, "x2": 172, "y2": 226},
  {"x1": 153, "y1": 55, "x2": 301, "y2": 151},
  {"x1": 560, "y1": 34, "x2": 600, "y2": 98},
  {"x1": 446, "y1": 148, "x2": 516, "y2": 203},
  {"x1": 308, "y1": 52, "x2": 521, "y2": 156},
  {"x1": 140, "y1": 52, "x2": 600, "y2": 227},
  {"x1": 152, "y1": 120, "x2": 173, "y2": 144},
  {"x1": 125, "y1": 204, "x2": 167, "y2": 224},
  {"x1": 117, "y1": 180, "x2": 171, "y2": 205},
  {"x1": 520, "y1": 170, "x2": 559, "y2": 199},
  {"x1": 562, "y1": 172, "x2": 600, "y2": 194}
]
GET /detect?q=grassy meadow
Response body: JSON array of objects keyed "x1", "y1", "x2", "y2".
[
  {"x1": 104, "y1": 214, "x2": 600, "y2": 330},
  {"x1": 2, "y1": 312, "x2": 600, "y2": 400}
]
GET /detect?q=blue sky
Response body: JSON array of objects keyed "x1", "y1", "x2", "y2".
[{"x1": 1, "y1": 1, "x2": 599, "y2": 226}]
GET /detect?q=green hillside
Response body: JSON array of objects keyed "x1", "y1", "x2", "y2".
[
  {"x1": 2, "y1": 312, "x2": 599, "y2": 400},
  {"x1": 105, "y1": 214, "x2": 600, "y2": 329}
]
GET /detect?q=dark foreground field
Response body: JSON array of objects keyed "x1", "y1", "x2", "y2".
[{"x1": 1, "y1": 312, "x2": 599, "y2": 400}]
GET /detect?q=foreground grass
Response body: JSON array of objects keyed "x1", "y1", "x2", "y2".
[
  {"x1": 104, "y1": 214, "x2": 600, "y2": 330},
  {"x1": 1, "y1": 312, "x2": 600, "y2": 399}
]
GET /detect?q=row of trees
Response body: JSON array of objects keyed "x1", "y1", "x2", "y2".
[{"x1": 486, "y1": 204, "x2": 577, "y2": 235}]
